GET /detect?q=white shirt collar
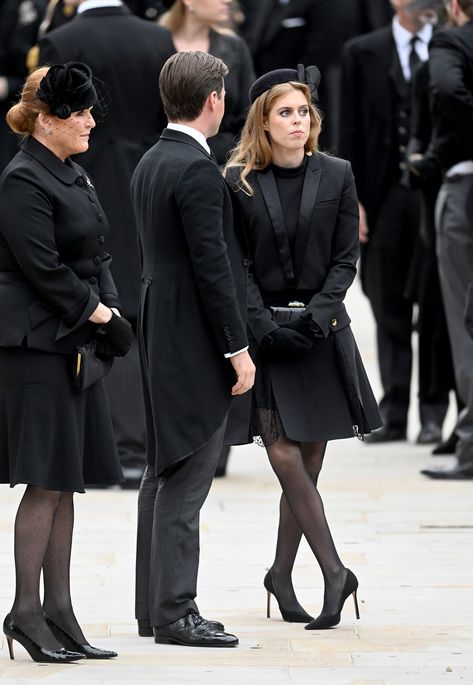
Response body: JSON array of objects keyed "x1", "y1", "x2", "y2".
[
  {"x1": 392, "y1": 15, "x2": 433, "y2": 48},
  {"x1": 77, "y1": 0, "x2": 123, "y2": 14},
  {"x1": 167, "y1": 123, "x2": 211, "y2": 155}
]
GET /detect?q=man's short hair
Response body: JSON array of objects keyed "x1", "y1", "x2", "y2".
[{"x1": 159, "y1": 51, "x2": 228, "y2": 122}]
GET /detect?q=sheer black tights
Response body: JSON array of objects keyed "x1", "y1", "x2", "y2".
[
  {"x1": 266, "y1": 437, "x2": 347, "y2": 617},
  {"x1": 10, "y1": 485, "x2": 86, "y2": 649}
]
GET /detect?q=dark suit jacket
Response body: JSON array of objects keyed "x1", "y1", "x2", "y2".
[
  {"x1": 339, "y1": 25, "x2": 409, "y2": 225},
  {"x1": 226, "y1": 153, "x2": 359, "y2": 342},
  {"x1": 131, "y1": 129, "x2": 248, "y2": 474},
  {"x1": 0, "y1": 137, "x2": 120, "y2": 353},
  {"x1": 38, "y1": 4, "x2": 174, "y2": 317},
  {"x1": 425, "y1": 19, "x2": 473, "y2": 171}
]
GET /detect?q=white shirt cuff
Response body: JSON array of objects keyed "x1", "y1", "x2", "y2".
[{"x1": 224, "y1": 346, "x2": 249, "y2": 359}]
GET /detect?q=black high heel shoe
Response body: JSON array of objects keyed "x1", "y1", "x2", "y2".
[
  {"x1": 3, "y1": 614, "x2": 84, "y2": 663},
  {"x1": 264, "y1": 570, "x2": 313, "y2": 623},
  {"x1": 44, "y1": 616, "x2": 118, "y2": 659},
  {"x1": 305, "y1": 568, "x2": 360, "y2": 630}
]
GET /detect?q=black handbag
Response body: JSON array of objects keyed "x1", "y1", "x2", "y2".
[
  {"x1": 270, "y1": 301, "x2": 306, "y2": 324},
  {"x1": 73, "y1": 340, "x2": 113, "y2": 391}
]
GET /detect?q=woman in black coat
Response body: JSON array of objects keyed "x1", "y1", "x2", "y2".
[
  {"x1": 225, "y1": 68, "x2": 381, "y2": 630},
  {"x1": 0, "y1": 63, "x2": 133, "y2": 662},
  {"x1": 159, "y1": 0, "x2": 255, "y2": 164}
]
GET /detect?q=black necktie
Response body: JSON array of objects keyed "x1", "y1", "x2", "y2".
[{"x1": 409, "y1": 35, "x2": 421, "y2": 80}]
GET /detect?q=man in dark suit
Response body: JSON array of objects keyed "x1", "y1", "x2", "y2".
[
  {"x1": 414, "y1": 0, "x2": 473, "y2": 478},
  {"x1": 131, "y1": 51, "x2": 255, "y2": 647},
  {"x1": 339, "y1": 0, "x2": 444, "y2": 443},
  {"x1": 38, "y1": 0, "x2": 174, "y2": 487}
]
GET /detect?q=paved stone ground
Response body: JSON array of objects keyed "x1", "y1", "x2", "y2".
[{"x1": 0, "y1": 281, "x2": 472, "y2": 684}]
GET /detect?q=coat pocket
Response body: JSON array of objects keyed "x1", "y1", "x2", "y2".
[{"x1": 27, "y1": 302, "x2": 55, "y2": 330}]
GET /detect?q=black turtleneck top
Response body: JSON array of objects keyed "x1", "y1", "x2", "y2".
[{"x1": 271, "y1": 156, "x2": 307, "y2": 260}]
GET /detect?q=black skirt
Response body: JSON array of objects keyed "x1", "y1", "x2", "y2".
[
  {"x1": 0, "y1": 347, "x2": 123, "y2": 492},
  {"x1": 251, "y1": 326, "x2": 382, "y2": 447}
]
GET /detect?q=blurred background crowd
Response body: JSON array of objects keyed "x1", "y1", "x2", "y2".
[{"x1": 1, "y1": 0, "x2": 473, "y2": 482}]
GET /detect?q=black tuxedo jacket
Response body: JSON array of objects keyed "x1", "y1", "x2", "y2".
[
  {"x1": 427, "y1": 19, "x2": 473, "y2": 171},
  {"x1": 38, "y1": 5, "x2": 174, "y2": 316},
  {"x1": 226, "y1": 153, "x2": 359, "y2": 342},
  {"x1": 339, "y1": 25, "x2": 410, "y2": 224},
  {"x1": 131, "y1": 129, "x2": 248, "y2": 473},
  {"x1": 0, "y1": 137, "x2": 120, "y2": 354}
]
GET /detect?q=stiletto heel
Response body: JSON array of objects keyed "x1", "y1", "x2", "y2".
[
  {"x1": 3, "y1": 614, "x2": 84, "y2": 663},
  {"x1": 6, "y1": 635, "x2": 14, "y2": 660},
  {"x1": 263, "y1": 570, "x2": 313, "y2": 623},
  {"x1": 44, "y1": 616, "x2": 117, "y2": 659},
  {"x1": 305, "y1": 568, "x2": 359, "y2": 630}
]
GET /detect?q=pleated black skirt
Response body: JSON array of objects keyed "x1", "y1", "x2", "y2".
[{"x1": 0, "y1": 347, "x2": 123, "y2": 492}]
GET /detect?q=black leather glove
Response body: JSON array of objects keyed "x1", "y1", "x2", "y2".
[
  {"x1": 280, "y1": 313, "x2": 323, "y2": 339},
  {"x1": 264, "y1": 327, "x2": 314, "y2": 356},
  {"x1": 100, "y1": 312, "x2": 134, "y2": 356}
]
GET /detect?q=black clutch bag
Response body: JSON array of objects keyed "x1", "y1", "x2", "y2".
[
  {"x1": 270, "y1": 301, "x2": 306, "y2": 324},
  {"x1": 73, "y1": 340, "x2": 113, "y2": 391}
]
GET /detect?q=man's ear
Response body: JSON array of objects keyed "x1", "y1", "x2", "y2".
[{"x1": 207, "y1": 90, "x2": 219, "y2": 112}]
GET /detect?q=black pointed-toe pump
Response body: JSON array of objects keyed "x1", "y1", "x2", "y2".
[
  {"x1": 305, "y1": 569, "x2": 360, "y2": 630},
  {"x1": 44, "y1": 616, "x2": 118, "y2": 659},
  {"x1": 3, "y1": 614, "x2": 84, "y2": 663},
  {"x1": 264, "y1": 570, "x2": 313, "y2": 623}
]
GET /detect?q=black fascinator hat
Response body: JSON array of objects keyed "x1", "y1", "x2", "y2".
[
  {"x1": 249, "y1": 64, "x2": 321, "y2": 106},
  {"x1": 36, "y1": 62, "x2": 97, "y2": 119}
]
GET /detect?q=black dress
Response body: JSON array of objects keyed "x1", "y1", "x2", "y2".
[
  {"x1": 225, "y1": 153, "x2": 382, "y2": 447},
  {"x1": 0, "y1": 137, "x2": 123, "y2": 492}
]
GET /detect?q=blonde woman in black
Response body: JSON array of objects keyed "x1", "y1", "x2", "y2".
[{"x1": 225, "y1": 67, "x2": 381, "y2": 630}]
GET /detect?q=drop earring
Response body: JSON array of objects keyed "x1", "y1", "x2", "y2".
[{"x1": 43, "y1": 126, "x2": 53, "y2": 135}]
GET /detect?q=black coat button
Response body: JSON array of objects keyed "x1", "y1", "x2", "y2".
[
  {"x1": 88, "y1": 195, "x2": 96, "y2": 203},
  {"x1": 242, "y1": 258, "x2": 250, "y2": 267},
  {"x1": 98, "y1": 235, "x2": 105, "y2": 244},
  {"x1": 89, "y1": 276, "x2": 97, "y2": 284},
  {"x1": 76, "y1": 177, "x2": 85, "y2": 187},
  {"x1": 97, "y1": 213, "x2": 103, "y2": 222},
  {"x1": 93, "y1": 256, "x2": 101, "y2": 265}
]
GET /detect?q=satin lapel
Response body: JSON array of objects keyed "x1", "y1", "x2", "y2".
[
  {"x1": 293, "y1": 155, "x2": 322, "y2": 279},
  {"x1": 257, "y1": 168, "x2": 296, "y2": 288}
]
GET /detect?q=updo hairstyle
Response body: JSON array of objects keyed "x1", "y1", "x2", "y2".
[{"x1": 6, "y1": 67, "x2": 50, "y2": 138}]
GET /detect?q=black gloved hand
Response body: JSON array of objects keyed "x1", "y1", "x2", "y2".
[
  {"x1": 95, "y1": 332, "x2": 119, "y2": 359},
  {"x1": 101, "y1": 312, "x2": 134, "y2": 356},
  {"x1": 280, "y1": 313, "x2": 323, "y2": 339},
  {"x1": 264, "y1": 326, "x2": 314, "y2": 357}
]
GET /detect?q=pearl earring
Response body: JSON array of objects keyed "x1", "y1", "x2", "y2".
[{"x1": 43, "y1": 127, "x2": 53, "y2": 135}]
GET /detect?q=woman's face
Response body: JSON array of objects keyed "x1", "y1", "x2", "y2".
[
  {"x1": 264, "y1": 88, "x2": 311, "y2": 155},
  {"x1": 186, "y1": 0, "x2": 231, "y2": 25},
  {"x1": 46, "y1": 108, "x2": 95, "y2": 160}
]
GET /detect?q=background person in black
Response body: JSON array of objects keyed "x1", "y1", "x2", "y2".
[
  {"x1": 224, "y1": 69, "x2": 381, "y2": 631},
  {"x1": 339, "y1": 0, "x2": 444, "y2": 444},
  {"x1": 0, "y1": 63, "x2": 133, "y2": 662},
  {"x1": 37, "y1": 0, "x2": 175, "y2": 488},
  {"x1": 409, "y1": 0, "x2": 473, "y2": 479},
  {"x1": 158, "y1": 0, "x2": 255, "y2": 165},
  {"x1": 131, "y1": 52, "x2": 255, "y2": 647}
]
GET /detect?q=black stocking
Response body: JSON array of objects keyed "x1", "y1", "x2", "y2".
[
  {"x1": 42, "y1": 492, "x2": 86, "y2": 644},
  {"x1": 266, "y1": 437, "x2": 347, "y2": 617},
  {"x1": 10, "y1": 485, "x2": 63, "y2": 650}
]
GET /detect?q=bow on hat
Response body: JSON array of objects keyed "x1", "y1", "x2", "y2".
[{"x1": 249, "y1": 64, "x2": 321, "y2": 105}]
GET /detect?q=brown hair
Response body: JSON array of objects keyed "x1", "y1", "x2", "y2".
[
  {"x1": 224, "y1": 82, "x2": 322, "y2": 195},
  {"x1": 458, "y1": 0, "x2": 473, "y2": 16},
  {"x1": 6, "y1": 67, "x2": 50, "y2": 137},
  {"x1": 159, "y1": 51, "x2": 228, "y2": 122}
]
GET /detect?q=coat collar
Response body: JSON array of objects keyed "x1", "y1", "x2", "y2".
[
  {"x1": 160, "y1": 128, "x2": 212, "y2": 159},
  {"x1": 21, "y1": 137, "x2": 82, "y2": 185},
  {"x1": 257, "y1": 153, "x2": 322, "y2": 287},
  {"x1": 78, "y1": 4, "x2": 131, "y2": 17}
]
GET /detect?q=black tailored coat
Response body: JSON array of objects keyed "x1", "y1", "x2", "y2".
[
  {"x1": 225, "y1": 153, "x2": 382, "y2": 443},
  {"x1": 339, "y1": 26, "x2": 408, "y2": 227},
  {"x1": 131, "y1": 129, "x2": 248, "y2": 474},
  {"x1": 0, "y1": 137, "x2": 120, "y2": 354},
  {"x1": 38, "y1": 5, "x2": 174, "y2": 317}
]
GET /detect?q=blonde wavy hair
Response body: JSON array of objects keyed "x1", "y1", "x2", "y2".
[
  {"x1": 224, "y1": 82, "x2": 322, "y2": 195},
  {"x1": 159, "y1": 0, "x2": 236, "y2": 35}
]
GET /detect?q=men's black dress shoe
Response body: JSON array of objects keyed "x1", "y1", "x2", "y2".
[
  {"x1": 138, "y1": 614, "x2": 224, "y2": 637},
  {"x1": 420, "y1": 463, "x2": 473, "y2": 480},
  {"x1": 432, "y1": 431, "x2": 459, "y2": 455},
  {"x1": 416, "y1": 422, "x2": 443, "y2": 445},
  {"x1": 153, "y1": 613, "x2": 238, "y2": 647},
  {"x1": 364, "y1": 425, "x2": 407, "y2": 444}
]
